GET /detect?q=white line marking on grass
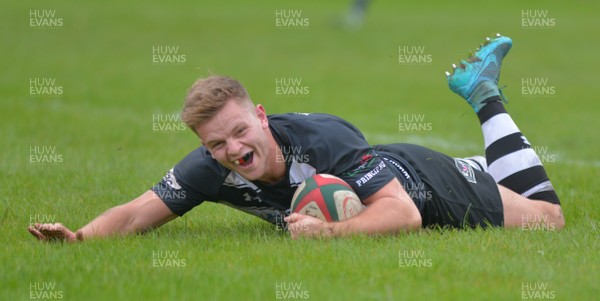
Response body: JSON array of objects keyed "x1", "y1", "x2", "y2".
[{"x1": 562, "y1": 159, "x2": 600, "y2": 168}]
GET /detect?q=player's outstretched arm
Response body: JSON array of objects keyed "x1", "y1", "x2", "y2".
[
  {"x1": 286, "y1": 179, "x2": 422, "y2": 238},
  {"x1": 28, "y1": 190, "x2": 177, "y2": 243}
]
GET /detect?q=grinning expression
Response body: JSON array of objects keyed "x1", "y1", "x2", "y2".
[{"x1": 195, "y1": 99, "x2": 282, "y2": 183}]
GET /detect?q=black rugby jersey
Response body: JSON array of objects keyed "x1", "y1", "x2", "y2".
[{"x1": 152, "y1": 113, "x2": 423, "y2": 225}]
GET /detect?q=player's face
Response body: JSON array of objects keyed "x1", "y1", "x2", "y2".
[{"x1": 196, "y1": 99, "x2": 279, "y2": 182}]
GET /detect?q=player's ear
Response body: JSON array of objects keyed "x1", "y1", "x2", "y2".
[{"x1": 255, "y1": 104, "x2": 268, "y2": 128}]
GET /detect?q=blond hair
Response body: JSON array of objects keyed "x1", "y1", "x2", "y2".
[{"x1": 181, "y1": 76, "x2": 251, "y2": 132}]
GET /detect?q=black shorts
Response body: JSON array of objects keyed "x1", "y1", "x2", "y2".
[{"x1": 374, "y1": 143, "x2": 504, "y2": 228}]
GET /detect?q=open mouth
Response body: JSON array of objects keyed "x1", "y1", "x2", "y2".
[{"x1": 233, "y1": 151, "x2": 254, "y2": 167}]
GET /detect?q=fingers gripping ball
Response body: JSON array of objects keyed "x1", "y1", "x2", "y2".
[{"x1": 290, "y1": 174, "x2": 364, "y2": 222}]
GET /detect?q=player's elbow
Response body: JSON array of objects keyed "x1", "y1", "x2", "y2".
[
  {"x1": 405, "y1": 210, "x2": 422, "y2": 231},
  {"x1": 391, "y1": 201, "x2": 422, "y2": 232}
]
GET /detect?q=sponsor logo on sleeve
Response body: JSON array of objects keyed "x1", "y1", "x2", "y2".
[{"x1": 162, "y1": 168, "x2": 182, "y2": 189}]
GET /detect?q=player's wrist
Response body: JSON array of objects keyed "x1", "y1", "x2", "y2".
[
  {"x1": 328, "y1": 221, "x2": 350, "y2": 237},
  {"x1": 73, "y1": 229, "x2": 84, "y2": 242}
]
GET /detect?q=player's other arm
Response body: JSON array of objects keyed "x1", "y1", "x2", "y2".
[
  {"x1": 336, "y1": 178, "x2": 422, "y2": 235},
  {"x1": 28, "y1": 190, "x2": 177, "y2": 242},
  {"x1": 286, "y1": 178, "x2": 422, "y2": 238}
]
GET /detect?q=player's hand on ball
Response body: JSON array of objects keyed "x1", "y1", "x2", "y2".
[
  {"x1": 28, "y1": 223, "x2": 77, "y2": 243},
  {"x1": 285, "y1": 213, "x2": 333, "y2": 239}
]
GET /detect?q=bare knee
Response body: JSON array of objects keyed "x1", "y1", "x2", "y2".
[
  {"x1": 523, "y1": 201, "x2": 565, "y2": 230},
  {"x1": 499, "y1": 185, "x2": 565, "y2": 230},
  {"x1": 543, "y1": 203, "x2": 565, "y2": 230}
]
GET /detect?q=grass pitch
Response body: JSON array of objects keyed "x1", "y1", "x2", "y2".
[{"x1": 2, "y1": 0, "x2": 599, "y2": 300}]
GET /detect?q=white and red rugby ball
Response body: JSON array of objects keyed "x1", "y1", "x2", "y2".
[{"x1": 290, "y1": 174, "x2": 364, "y2": 222}]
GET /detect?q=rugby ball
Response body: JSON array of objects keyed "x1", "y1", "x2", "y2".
[{"x1": 290, "y1": 174, "x2": 364, "y2": 222}]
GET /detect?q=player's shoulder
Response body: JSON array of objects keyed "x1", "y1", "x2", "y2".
[
  {"x1": 172, "y1": 146, "x2": 229, "y2": 194},
  {"x1": 268, "y1": 113, "x2": 364, "y2": 140},
  {"x1": 269, "y1": 112, "x2": 350, "y2": 124},
  {"x1": 176, "y1": 146, "x2": 227, "y2": 175},
  {"x1": 269, "y1": 113, "x2": 370, "y2": 173}
]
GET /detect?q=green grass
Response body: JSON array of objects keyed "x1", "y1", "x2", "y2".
[{"x1": 2, "y1": 0, "x2": 599, "y2": 300}]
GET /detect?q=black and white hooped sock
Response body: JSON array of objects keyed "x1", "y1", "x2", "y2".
[{"x1": 476, "y1": 97, "x2": 560, "y2": 205}]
